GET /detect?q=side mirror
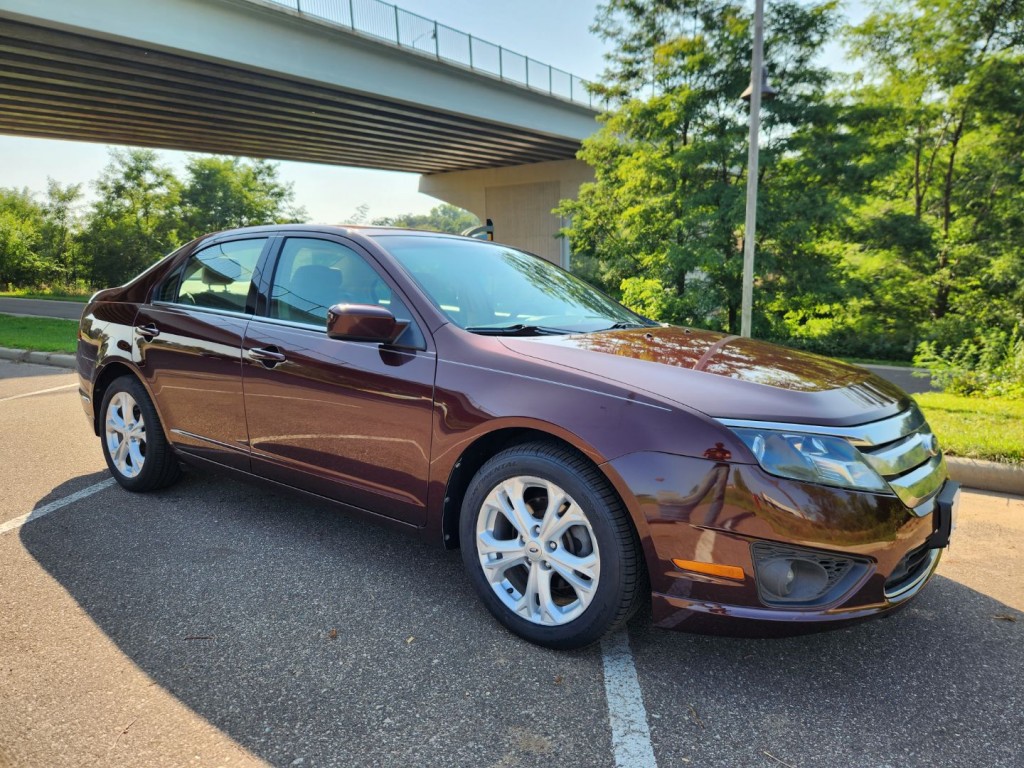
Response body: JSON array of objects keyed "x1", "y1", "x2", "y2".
[{"x1": 326, "y1": 304, "x2": 408, "y2": 344}]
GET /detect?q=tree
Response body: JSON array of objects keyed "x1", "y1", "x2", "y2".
[
  {"x1": 559, "y1": 0, "x2": 861, "y2": 335},
  {"x1": 178, "y1": 156, "x2": 305, "y2": 241},
  {"x1": 372, "y1": 203, "x2": 479, "y2": 233},
  {"x1": 82, "y1": 149, "x2": 181, "y2": 287},
  {"x1": 39, "y1": 180, "x2": 84, "y2": 285},
  {"x1": 0, "y1": 188, "x2": 45, "y2": 288},
  {"x1": 846, "y1": 0, "x2": 1024, "y2": 349}
]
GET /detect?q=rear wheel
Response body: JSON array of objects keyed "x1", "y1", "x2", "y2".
[
  {"x1": 460, "y1": 442, "x2": 645, "y2": 649},
  {"x1": 100, "y1": 375, "x2": 180, "y2": 492}
]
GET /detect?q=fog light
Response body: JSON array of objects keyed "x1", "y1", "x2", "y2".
[
  {"x1": 751, "y1": 543, "x2": 864, "y2": 607},
  {"x1": 759, "y1": 559, "x2": 796, "y2": 597}
]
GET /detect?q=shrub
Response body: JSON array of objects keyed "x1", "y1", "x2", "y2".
[{"x1": 914, "y1": 328, "x2": 1024, "y2": 399}]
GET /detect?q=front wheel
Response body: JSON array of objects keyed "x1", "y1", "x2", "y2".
[
  {"x1": 100, "y1": 375, "x2": 181, "y2": 492},
  {"x1": 460, "y1": 442, "x2": 645, "y2": 649}
]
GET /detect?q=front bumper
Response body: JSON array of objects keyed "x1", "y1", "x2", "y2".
[{"x1": 605, "y1": 451, "x2": 957, "y2": 637}]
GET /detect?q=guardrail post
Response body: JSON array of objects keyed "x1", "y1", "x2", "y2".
[
  {"x1": 394, "y1": 4, "x2": 401, "y2": 44},
  {"x1": 295, "y1": 0, "x2": 301, "y2": 12},
  {"x1": 570, "y1": 77, "x2": 573, "y2": 101},
  {"x1": 468, "y1": 34, "x2": 474, "y2": 67},
  {"x1": 525, "y1": 56, "x2": 530, "y2": 86},
  {"x1": 549, "y1": 66, "x2": 552, "y2": 94},
  {"x1": 434, "y1": 20, "x2": 439, "y2": 59},
  {"x1": 498, "y1": 47, "x2": 503, "y2": 79},
  {"x1": 349, "y1": 0, "x2": 355, "y2": 29}
]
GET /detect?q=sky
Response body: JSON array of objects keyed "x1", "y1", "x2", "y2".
[{"x1": 0, "y1": 0, "x2": 867, "y2": 224}]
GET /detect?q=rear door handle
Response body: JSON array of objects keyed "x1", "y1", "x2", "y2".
[
  {"x1": 135, "y1": 323, "x2": 160, "y2": 339},
  {"x1": 248, "y1": 346, "x2": 287, "y2": 366}
]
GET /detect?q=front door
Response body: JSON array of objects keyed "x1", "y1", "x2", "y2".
[{"x1": 241, "y1": 236, "x2": 435, "y2": 526}]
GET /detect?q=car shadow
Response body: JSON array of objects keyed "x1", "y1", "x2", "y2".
[
  {"x1": 18, "y1": 469, "x2": 615, "y2": 768},
  {"x1": 19, "y1": 470, "x2": 1023, "y2": 767},
  {"x1": 626, "y1": 570, "x2": 1024, "y2": 766}
]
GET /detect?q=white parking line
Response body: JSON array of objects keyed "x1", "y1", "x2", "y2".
[
  {"x1": 0, "y1": 382, "x2": 78, "y2": 404},
  {"x1": 0, "y1": 478, "x2": 116, "y2": 536},
  {"x1": 602, "y1": 630, "x2": 657, "y2": 768}
]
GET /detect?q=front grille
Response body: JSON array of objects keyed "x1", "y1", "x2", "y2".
[{"x1": 850, "y1": 405, "x2": 946, "y2": 508}]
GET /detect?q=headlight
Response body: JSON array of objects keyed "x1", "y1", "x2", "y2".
[{"x1": 730, "y1": 428, "x2": 891, "y2": 493}]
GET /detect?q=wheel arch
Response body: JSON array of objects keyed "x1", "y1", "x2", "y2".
[
  {"x1": 439, "y1": 426, "x2": 644, "y2": 552},
  {"x1": 90, "y1": 360, "x2": 153, "y2": 436}
]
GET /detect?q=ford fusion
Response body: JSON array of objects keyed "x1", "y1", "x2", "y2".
[{"x1": 76, "y1": 225, "x2": 959, "y2": 649}]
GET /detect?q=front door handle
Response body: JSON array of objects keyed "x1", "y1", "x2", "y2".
[
  {"x1": 135, "y1": 323, "x2": 160, "y2": 339},
  {"x1": 248, "y1": 346, "x2": 287, "y2": 366}
]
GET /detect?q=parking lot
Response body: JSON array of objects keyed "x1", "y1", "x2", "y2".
[{"x1": 1, "y1": 358, "x2": 1022, "y2": 768}]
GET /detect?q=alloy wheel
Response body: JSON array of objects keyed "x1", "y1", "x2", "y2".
[
  {"x1": 105, "y1": 391, "x2": 146, "y2": 478},
  {"x1": 476, "y1": 475, "x2": 601, "y2": 626}
]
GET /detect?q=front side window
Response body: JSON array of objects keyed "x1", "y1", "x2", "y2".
[
  {"x1": 172, "y1": 238, "x2": 266, "y2": 313},
  {"x1": 269, "y1": 238, "x2": 410, "y2": 326}
]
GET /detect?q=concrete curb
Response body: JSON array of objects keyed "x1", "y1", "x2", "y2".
[
  {"x1": 0, "y1": 346, "x2": 77, "y2": 370},
  {"x1": 947, "y1": 457, "x2": 1024, "y2": 497}
]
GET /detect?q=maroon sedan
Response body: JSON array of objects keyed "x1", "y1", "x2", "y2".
[{"x1": 76, "y1": 225, "x2": 958, "y2": 649}]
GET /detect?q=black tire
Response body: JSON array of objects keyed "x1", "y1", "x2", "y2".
[
  {"x1": 459, "y1": 441, "x2": 646, "y2": 650},
  {"x1": 99, "y1": 375, "x2": 181, "y2": 492}
]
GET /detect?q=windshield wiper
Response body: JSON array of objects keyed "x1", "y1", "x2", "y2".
[
  {"x1": 464, "y1": 324, "x2": 574, "y2": 336},
  {"x1": 600, "y1": 321, "x2": 651, "y2": 330}
]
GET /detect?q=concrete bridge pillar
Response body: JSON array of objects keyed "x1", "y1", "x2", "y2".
[{"x1": 419, "y1": 158, "x2": 593, "y2": 268}]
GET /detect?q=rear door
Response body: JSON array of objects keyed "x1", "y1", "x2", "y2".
[
  {"x1": 135, "y1": 235, "x2": 272, "y2": 471},
  {"x1": 241, "y1": 235, "x2": 436, "y2": 526}
]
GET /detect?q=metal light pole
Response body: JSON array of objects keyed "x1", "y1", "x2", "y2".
[{"x1": 740, "y1": 0, "x2": 770, "y2": 338}]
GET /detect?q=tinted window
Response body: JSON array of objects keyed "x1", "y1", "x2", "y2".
[
  {"x1": 269, "y1": 238, "x2": 411, "y2": 326},
  {"x1": 174, "y1": 239, "x2": 266, "y2": 313}
]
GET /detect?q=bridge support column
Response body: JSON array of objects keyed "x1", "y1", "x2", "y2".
[{"x1": 418, "y1": 159, "x2": 593, "y2": 268}]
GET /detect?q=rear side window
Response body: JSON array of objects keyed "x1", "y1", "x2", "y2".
[{"x1": 171, "y1": 238, "x2": 267, "y2": 313}]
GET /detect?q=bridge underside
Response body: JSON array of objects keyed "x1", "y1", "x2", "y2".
[{"x1": 0, "y1": 18, "x2": 582, "y2": 174}]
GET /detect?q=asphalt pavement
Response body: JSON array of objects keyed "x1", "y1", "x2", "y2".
[
  {"x1": 0, "y1": 359, "x2": 1020, "y2": 768},
  {"x1": 0, "y1": 296, "x2": 86, "y2": 320}
]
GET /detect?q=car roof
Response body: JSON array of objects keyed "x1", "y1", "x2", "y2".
[{"x1": 201, "y1": 223, "x2": 467, "y2": 240}]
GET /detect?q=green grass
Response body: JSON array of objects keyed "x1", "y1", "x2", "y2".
[
  {"x1": 914, "y1": 392, "x2": 1024, "y2": 465},
  {"x1": 0, "y1": 313, "x2": 78, "y2": 354},
  {"x1": 0, "y1": 289, "x2": 91, "y2": 303}
]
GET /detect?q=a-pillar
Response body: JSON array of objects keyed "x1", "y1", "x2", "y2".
[{"x1": 418, "y1": 159, "x2": 593, "y2": 268}]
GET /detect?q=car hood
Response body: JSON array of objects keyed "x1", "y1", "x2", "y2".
[{"x1": 499, "y1": 326, "x2": 910, "y2": 426}]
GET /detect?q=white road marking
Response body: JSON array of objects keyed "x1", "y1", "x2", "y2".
[
  {"x1": 602, "y1": 630, "x2": 658, "y2": 768},
  {"x1": 0, "y1": 478, "x2": 116, "y2": 536},
  {"x1": 0, "y1": 382, "x2": 78, "y2": 404}
]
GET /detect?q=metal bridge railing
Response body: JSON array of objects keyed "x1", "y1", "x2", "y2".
[{"x1": 261, "y1": 0, "x2": 595, "y2": 107}]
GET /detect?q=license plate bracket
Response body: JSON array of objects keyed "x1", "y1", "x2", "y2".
[{"x1": 925, "y1": 480, "x2": 960, "y2": 549}]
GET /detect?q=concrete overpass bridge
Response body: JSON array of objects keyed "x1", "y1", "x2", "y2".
[{"x1": 0, "y1": 0, "x2": 599, "y2": 264}]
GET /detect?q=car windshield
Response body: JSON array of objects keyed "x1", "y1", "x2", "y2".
[{"x1": 374, "y1": 235, "x2": 654, "y2": 334}]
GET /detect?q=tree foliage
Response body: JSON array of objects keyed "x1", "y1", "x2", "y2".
[
  {"x1": 178, "y1": 156, "x2": 305, "y2": 241},
  {"x1": 372, "y1": 203, "x2": 479, "y2": 233},
  {"x1": 563, "y1": 0, "x2": 1024, "y2": 360},
  {"x1": 83, "y1": 149, "x2": 181, "y2": 287},
  {"x1": 0, "y1": 149, "x2": 306, "y2": 290},
  {"x1": 561, "y1": 0, "x2": 864, "y2": 336}
]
